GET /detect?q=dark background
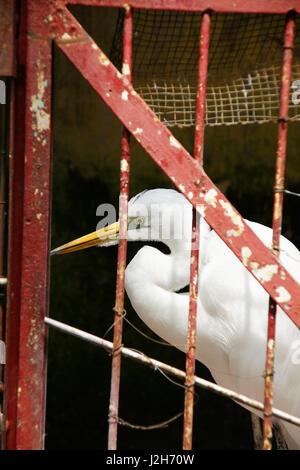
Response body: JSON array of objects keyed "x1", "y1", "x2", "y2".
[{"x1": 46, "y1": 6, "x2": 300, "y2": 450}]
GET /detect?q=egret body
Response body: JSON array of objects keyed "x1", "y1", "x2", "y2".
[{"x1": 52, "y1": 188, "x2": 300, "y2": 449}]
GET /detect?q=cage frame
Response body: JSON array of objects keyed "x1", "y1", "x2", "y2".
[{"x1": 1, "y1": 0, "x2": 300, "y2": 450}]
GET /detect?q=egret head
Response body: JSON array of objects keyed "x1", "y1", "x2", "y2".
[{"x1": 51, "y1": 188, "x2": 192, "y2": 256}]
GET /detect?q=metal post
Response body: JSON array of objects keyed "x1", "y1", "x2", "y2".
[
  {"x1": 4, "y1": 0, "x2": 52, "y2": 449},
  {"x1": 108, "y1": 5, "x2": 133, "y2": 450},
  {"x1": 0, "y1": 75, "x2": 11, "y2": 446},
  {"x1": 262, "y1": 10, "x2": 296, "y2": 450},
  {"x1": 3, "y1": 0, "x2": 25, "y2": 450},
  {"x1": 183, "y1": 11, "x2": 210, "y2": 450}
]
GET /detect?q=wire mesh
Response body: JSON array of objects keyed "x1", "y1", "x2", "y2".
[{"x1": 110, "y1": 10, "x2": 300, "y2": 127}]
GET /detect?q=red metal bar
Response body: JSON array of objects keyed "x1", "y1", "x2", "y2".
[
  {"x1": 0, "y1": 0, "x2": 16, "y2": 76},
  {"x1": 3, "y1": 0, "x2": 26, "y2": 450},
  {"x1": 183, "y1": 10, "x2": 210, "y2": 451},
  {"x1": 0, "y1": 75, "x2": 9, "y2": 444},
  {"x1": 108, "y1": 5, "x2": 132, "y2": 450},
  {"x1": 45, "y1": 3, "x2": 300, "y2": 329},
  {"x1": 16, "y1": 2, "x2": 52, "y2": 447},
  {"x1": 4, "y1": 0, "x2": 52, "y2": 449},
  {"x1": 262, "y1": 11, "x2": 296, "y2": 451},
  {"x1": 0, "y1": 0, "x2": 16, "y2": 441},
  {"x1": 65, "y1": 0, "x2": 300, "y2": 14}
]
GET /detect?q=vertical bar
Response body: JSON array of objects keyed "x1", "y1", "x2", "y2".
[
  {"x1": 3, "y1": 0, "x2": 26, "y2": 450},
  {"x1": 262, "y1": 10, "x2": 295, "y2": 451},
  {"x1": 0, "y1": 0, "x2": 16, "y2": 448},
  {"x1": 183, "y1": 11, "x2": 210, "y2": 451},
  {"x1": 4, "y1": 0, "x2": 52, "y2": 449},
  {"x1": 0, "y1": 76, "x2": 10, "y2": 445},
  {"x1": 108, "y1": 5, "x2": 132, "y2": 451}
]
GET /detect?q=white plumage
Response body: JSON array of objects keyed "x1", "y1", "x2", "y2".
[
  {"x1": 52, "y1": 187, "x2": 300, "y2": 449},
  {"x1": 123, "y1": 189, "x2": 300, "y2": 449}
]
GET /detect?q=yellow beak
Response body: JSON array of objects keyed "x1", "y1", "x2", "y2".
[{"x1": 51, "y1": 221, "x2": 120, "y2": 255}]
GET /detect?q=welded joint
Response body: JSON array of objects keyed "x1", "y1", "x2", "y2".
[{"x1": 277, "y1": 116, "x2": 289, "y2": 123}]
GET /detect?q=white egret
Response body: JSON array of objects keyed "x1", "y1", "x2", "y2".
[{"x1": 51, "y1": 188, "x2": 300, "y2": 449}]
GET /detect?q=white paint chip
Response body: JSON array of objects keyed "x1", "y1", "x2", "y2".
[
  {"x1": 196, "y1": 204, "x2": 206, "y2": 217},
  {"x1": 169, "y1": 135, "x2": 181, "y2": 149},
  {"x1": 120, "y1": 159, "x2": 129, "y2": 172},
  {"x1": 122, "y1": 90, "x2": 128, "y2": 101},
  {"x1": 122, "y1": 63, "x2": 130, "y2": 75},
  {"x1": 61, "y1": 33, "x2": 71, "y2": 41},
  {"x1": 204, "y1": 188, "x2": 218, "y2": 208},
  {"x1": 133, "y1": 128, "x2": 143, "y2": 135},
  {"x1": 250, "y1": 262, "x2": 278, "y2": 283},
  {"x1": 241, "y1": 246, "x2": 252, "y2": 266},
  {"x1": 219, "y1": 199, "x2": 244, "y2": 237},
  {"x1": 275, "y1": 286, "x2": 291, "y2": 303}
]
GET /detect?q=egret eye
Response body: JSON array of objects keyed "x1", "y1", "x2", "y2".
[{"x1": 135, "y1": 216, "x2": 144, "y2": 229}]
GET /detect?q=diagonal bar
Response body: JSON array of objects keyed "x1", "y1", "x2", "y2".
[{"x1": 35, "y1": 1, "x2": 300, "y2": 329}]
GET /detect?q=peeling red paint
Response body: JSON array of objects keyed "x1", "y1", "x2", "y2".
[
  {"x1": 262, "y1": 11, "x2": 296, "y2": 451},
  {"x1": 107, "y1": 5, "x2": 133, "y2": 451},
  {"x1": 183, "y1": 11, "x2": 210, "y2": 451},
  {"x1": 4, "y1": 0, "x2": 52, "y2": 450}
]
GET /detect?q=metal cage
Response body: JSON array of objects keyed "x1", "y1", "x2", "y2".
[{"x1": 0, "y1": 0, "x2": 300, "y2": 450}]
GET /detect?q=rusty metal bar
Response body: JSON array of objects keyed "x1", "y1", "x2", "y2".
[
  {"x1": 0, "y1": 0, "x2": 16, "y2": 447},
  {"x1": 48, "y1": 2, "x2": 300, "y2": 330},
  {"x1": 0, "y1": 80, "x2": 7, "y2": 278},
  {"x1": 45, "y1": 316, "x2": 300, "y2": 429},
  {"x1": 262, "y1": 11, "x2": 296, "y2": 451},
  {"x1": 0, "y1": 75, "x2": 9, "y2": 446},
  {"x1": 3, "y1": 0, "x2": 26, "y2": 450},
  {"x1": 108, "y1": 5, "x2": 133, "y2": 450},
  {"x1": 3, "y1": 0, "x2": 52, "y2": 449},
  {"x1": 65, "y1": 0, "x2": 300, "y2": 15},
  {"x1": 183, "y1": 10, "x2": 210, "y2": 451}
]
